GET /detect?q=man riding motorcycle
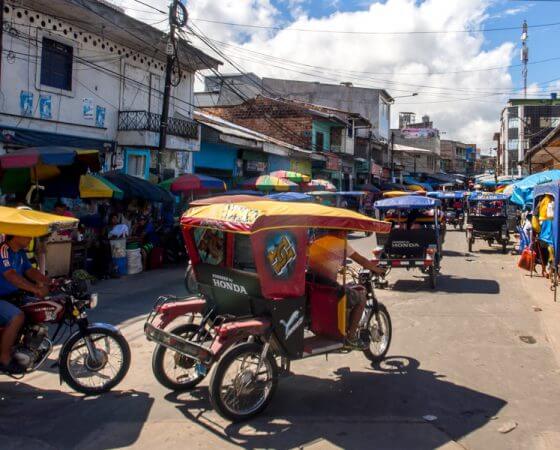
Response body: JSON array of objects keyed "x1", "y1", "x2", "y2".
[{"x1": 0, "y1": 235, "x2": 50, "y2": 374}]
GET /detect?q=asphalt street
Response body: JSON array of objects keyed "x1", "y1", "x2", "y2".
[{"x1": 1, "y1": 230, "x2": 560, "y2": 450}]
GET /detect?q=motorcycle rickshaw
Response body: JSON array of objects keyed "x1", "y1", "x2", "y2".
[
  {"x1": 373, "y1": 195, "x2": 443, "y2": 289},
  {"x1": 0, "y1": 207, "x2": 130, "y2": 394},
  {"x1": 466, "y1": 192, "x2": 511, "y2": 253},
  {"x1": 427, "y1": 191, "x2": 466, "y2": 230},
  {"x1": 144, "y1": 200, "x2": 392, "y2": 421}
]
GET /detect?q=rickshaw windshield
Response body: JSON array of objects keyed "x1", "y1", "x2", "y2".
[
  {"x1": 468, "y1": 199, "x2": 508, "y2": 217},
  {"x1": 0, "y1": 206, "x2": 78, "y2": 237},
  {"x1": 181, "y1": 201, "x2": 391, "y2": 300}
]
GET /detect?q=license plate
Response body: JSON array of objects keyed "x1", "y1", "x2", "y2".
[{"x1": 195, "y1": 363, "x2": 207, "y2": 376}]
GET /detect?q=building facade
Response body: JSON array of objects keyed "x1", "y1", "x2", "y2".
[
  {"x1": 203, "y1": 96, "x2": 370, "y2": 189},
  {"x1": 498, "y1": 95, "x2": 560, "y2": 176},
  {"x1": 440, "y1": 140, "x2": 473, "y2": 175},
  {"x1": 0, "y1": 0, "x2": 219, "y2": 180}
]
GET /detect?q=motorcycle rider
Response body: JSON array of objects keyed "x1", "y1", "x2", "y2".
[
  {"x1": 0, "y1": 235, "x2": 50, "y2": 374},
  {"x1": 308, "y1": 230, "x2": 386, "y2": 348}
]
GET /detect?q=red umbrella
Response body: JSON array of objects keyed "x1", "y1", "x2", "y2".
[{"x1": 161, "y1": 174, "x2": 226, "y2": 193}]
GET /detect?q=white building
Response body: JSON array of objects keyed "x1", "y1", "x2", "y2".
[{"x1": 0, "y1": 0, "x2": 219, "y2": 179}]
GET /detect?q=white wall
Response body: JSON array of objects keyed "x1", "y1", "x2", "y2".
[{"x1": 0, "y1": 3, "x2": 196, "y2": 144}]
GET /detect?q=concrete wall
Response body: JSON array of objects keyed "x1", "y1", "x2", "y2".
[{"x1": 263, "y1": 78, "x2": 391, "y2": 140}]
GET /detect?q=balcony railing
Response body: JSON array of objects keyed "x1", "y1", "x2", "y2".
[{"x1": 118, "y1": 110, "x2": 198, "y2": 140}]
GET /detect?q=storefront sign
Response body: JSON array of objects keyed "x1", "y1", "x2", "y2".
[
  {"x1": 400, "y1": 128, "x2": 438, "y2": 139},
  {"x1": 290, "y1": 159, "x2": 312, "y2": 175},
  {"x1": 246, "y1": 160, "x2": 267, "y2": 172},
  {"x1": 325, "y1": 154, "x2": 341, "y2": 171},
  {"x1": 371, "y1": 163, "x2": 383, "y2": 177}
]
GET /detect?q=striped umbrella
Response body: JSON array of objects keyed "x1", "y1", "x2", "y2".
[
  {"x1": 269, "y1": 170, "x2": 311, "y2": 183},
  {"x1": 160, "y1": 174, "x2": 226, "y2": 193},
  {"x1": 241, "y1": 175, "x2": 298, "y2": 192},
  {"x1": 303, "y1": 179, "x2": 337, "y2": 192},
  {"x1": 79, "y1": 174, "x2": 124, "y2": 199}
]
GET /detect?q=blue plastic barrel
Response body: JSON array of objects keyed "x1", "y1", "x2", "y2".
[{"x1": 114, "y1": 257, "x2": 127, "y2": 275}]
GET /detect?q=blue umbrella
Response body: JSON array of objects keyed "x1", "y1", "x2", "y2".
[{"x1": 509, "y1": 170, "x2": 560, "y2": 206}]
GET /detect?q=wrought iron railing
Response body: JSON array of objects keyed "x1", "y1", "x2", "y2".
[{"x1": 118, "y1": 110, "x2": 198, "y2": 140}]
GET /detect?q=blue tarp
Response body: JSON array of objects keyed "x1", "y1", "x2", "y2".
[
  {"x1": 267, "y1": 192, "x2": 313, "y2": 202},
  {"x1": 427, "y1": 191, "x2": 464, "y2": 200},
  {"x1": 403, "y1": 176, "x2": 433, "y2": 191},
  {"x1": 374, "y1": 195, "x2": 441, "y2": 210},
  {"x1": 510, "y1": 170, "x2": 560, "y2": 206},
  {"x1": 469, "y1": 192, "x2": 510, "y2": 202}
]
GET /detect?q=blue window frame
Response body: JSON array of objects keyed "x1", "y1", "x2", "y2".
[{"x1": 40, "y1": 38, "x2": 73, "y2": 91}]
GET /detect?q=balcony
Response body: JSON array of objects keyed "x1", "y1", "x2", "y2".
[{"x1": 118, "y1": 110, "x2": 198, "y2": 140}]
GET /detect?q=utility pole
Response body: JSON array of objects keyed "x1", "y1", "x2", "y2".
[
  {"x1": 158, "y1": 0, "x2": 181, "y2": 180},
  {"x1": 390, "y1": 131, "x2": 395, "y2": 182},
  {"x1": 0, "y1": 0, "x2": 4, "y2": 88},
  {"x1": 521, "y1": 20, "x2": 529, "y2": 99}
]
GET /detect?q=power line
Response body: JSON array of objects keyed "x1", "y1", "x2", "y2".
[{"x1": 189, "y1": 18, "x2": 560, "y2": 35}]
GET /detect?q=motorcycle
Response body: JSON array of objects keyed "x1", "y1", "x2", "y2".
[{"x1": 1, "y1": 278, "x2": 131, "y2": 394}]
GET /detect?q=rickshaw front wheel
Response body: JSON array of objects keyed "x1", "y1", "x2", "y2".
[
  {"x1": 363, "y1": 303, "x2": 392, "y2": 363},
  {"x1": 152, "y1": 323, "x2": 207, "y2": 391},
  {"x1": 209, "y1": 342, "x2": 278, "y2": 422}
]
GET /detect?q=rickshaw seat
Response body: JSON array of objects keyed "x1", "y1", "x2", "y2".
[{"x1": 306, "y1": 282, "x2": 345, "y2": 339}]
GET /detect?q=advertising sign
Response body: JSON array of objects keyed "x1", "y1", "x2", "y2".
[
  {"x1": 290, "y1": 159, "x2": 312, "y2": 175},
  {"x1": 400, "y1": 128, "x2": 439, "y2": 139},
  {"x1": 20, "y1": 91, "x2": 33, "y2": 116},
  {"x1": 251, "y1": 229, "x2": 308, "y2": 298},
  {"x1": 82, "y1": 98, "x2": 94, "y2": 119},
  {"x1": 39, "y1": 95, "x2": 52, "y2": 119},
  {"x1": 325, "y1": 153, "x2": 341, "y2": 171}
]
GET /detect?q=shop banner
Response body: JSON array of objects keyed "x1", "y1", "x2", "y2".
[
  {"x1": 326, "y1": 153, "x2": 341, "y2": 171},
  {"x1": 290, "y1": 159, "x2": 312, "y2": 175},
  {"x1": 371, "y1": 163, "x2": 383, "y2": 177}
]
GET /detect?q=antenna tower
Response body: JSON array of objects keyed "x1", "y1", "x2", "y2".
[{"x1": 521, "y1": 20, "x2": 529, "y2": 98}]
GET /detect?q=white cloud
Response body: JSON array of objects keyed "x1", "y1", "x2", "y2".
[{"x1": 115, "y1": 0, "x2": 519, "y2": 152}]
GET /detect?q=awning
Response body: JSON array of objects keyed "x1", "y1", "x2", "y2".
[
  {"x1": 80, "y1": 174, "x2": 124, "y2": 199},
  {"x1": 525, "y1": 122, "x2": 560, "y2": 167},
  {"x1": 103, "y1": 172, "x2": 174, "y2": 203}
]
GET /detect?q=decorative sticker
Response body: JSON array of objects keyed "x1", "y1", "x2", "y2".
[
  {"x1": 20, "y1": 91, "x2": 33, "y2": 116},
  {"x1": 82, "y1": 98, "x2": 94, "y2": 119},
  {"x1": 220, "y1": 204, "x2": 260, "y2": 224},
  {"x1": 95, "y1": 106, "x2": 106, "y2": 127},
  {"x1": 39, "y1": 94, "x2": 52, "y2": 119},
  {"x1": 265, "y1": 232, "x2": 297, "y2": 278}
]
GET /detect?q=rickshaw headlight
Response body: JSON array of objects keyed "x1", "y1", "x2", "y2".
[{"x1": 89, "y1": 293, "x2": 98, "y2": 309}]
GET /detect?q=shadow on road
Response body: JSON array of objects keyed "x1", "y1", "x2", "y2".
[
  {"x1": 0, "y1": 382, "x2": 154, "y2": 449},
  {"x1": 167, "y1": 356, "x2": 506, "y2": 449},
  {"x1": 391, "y1": 275, "x2": 500, "y2": 294},
  {"x1": 442, "y1": 249, "x2": 470, "y2": 258}
]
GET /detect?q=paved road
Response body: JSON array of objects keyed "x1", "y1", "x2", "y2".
[{"x1": 2, "y1": 231, "x2": 560, "y2": 449}]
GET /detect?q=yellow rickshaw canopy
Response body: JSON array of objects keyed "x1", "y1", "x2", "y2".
[
  {"x1": 0, "y1": 206, "x2": 78, "y2": 237},
  {"x1": 182, "y1": 200, "x2": 391, "y2": 234}
]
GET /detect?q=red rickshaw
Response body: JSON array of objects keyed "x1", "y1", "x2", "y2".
[{"x1": 144, "y1": 201, "x2": 392, "y2": 421}]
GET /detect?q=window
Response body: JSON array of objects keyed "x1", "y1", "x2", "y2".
[
  {"x1": 40, "y1": 38, "x2": 73, "y2": 91},
  {"x1": 540, "y1": 117, "x2": 560, "y2": 128},
  {"x1": 347, "y1": 120, "x2": 353, "y2": 139},
  {"x1": 508, "y1": 117, "x2": 519, "y2": 129},
  {"x1": 507, "y1": 139, "x2": 519, "y2": 151},
  {"x1": 315, "y1": 132, "x2": 324, "y2": 150},
  {"x1": 127, "y1": 154, "x2": 147, "y2": 178}
]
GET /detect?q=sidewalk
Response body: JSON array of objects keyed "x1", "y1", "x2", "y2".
[{"x1": 518, "y1": 262, "x2": 560, "y2": 368}]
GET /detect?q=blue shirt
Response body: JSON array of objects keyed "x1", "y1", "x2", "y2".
[{"x1": 0, "y1": 243, "x2": 32, "y2": 296}]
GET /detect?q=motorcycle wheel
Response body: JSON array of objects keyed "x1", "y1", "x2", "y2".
[
  {"x1": 502, "y1": 241, "x2": 507, "y2": 254},
  {"x1": 209, "y1": 342, "x2": 278, "y2": 422},
  {"x1": 363, "y1": 302, "x2": 392, "y2": 363},
  {"x1": 59, "y1": 327, "x2": 131, "y2": 395},
  {"x1": 184, "y1": 265, "x2": 198, "y2": 294},
  {"x1": 152, "y1": 323, "x2": 207, "y2": 391}
]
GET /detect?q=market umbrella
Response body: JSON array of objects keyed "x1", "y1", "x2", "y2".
[
  {"x1": 0, "y1": 206, "x2": 77, "y2": 237},
  {"x1": 303, "y1": 179, "x2": 336, "y2": 192},
  {"x1": 103, "y1": 172, "x2": 174, "y2": 203},
  {"x1": 160, "y1": 173, "x2": 226, "y2": 193},
  {"x1": 269, "y1": 170, "x2": 311, "y2": 183},
  {"x1": 509, "y1": 170, "x2": 560, "y2": 206},
  {"x1": 0, "y1": 147, "x2": 100, "y2": 171},
  {"x1": 356, "y1": 183, "x2": 381, "y2": 193},
  {"x1": 80, "y1": 174, "x2": 124, "y2": 199},
  {"x1": 241, "y1": 175, "x2": 298, "y2": 192},
  {"x1": 266, "y1": 192, "x2": 314, "y2": 202}
]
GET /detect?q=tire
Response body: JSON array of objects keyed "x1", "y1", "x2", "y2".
[
  {"x1": 468, "y1": 238, "x2": 473, "y2": 253},
  {"x1": 363, "y1": 302, "x2": 392, "y2": 363},
  {"x1": 152, "y1": 323, "x2": 207, "y2": 391},
  {"x1": 209, "y1": 342, "x2": 278, "y2": 422},
  {"x1": 428, "y1": 266, "x2": 437, "y2": 289},
  {"x1": 185, "y1": 265, "x2": 198, "y2": 294},
  {"x1": 59, "y1": 327, "x2": 131, "y2": 395},
  {"x1": 501, "y1": 242, "x2": 507, "y2": 254}
]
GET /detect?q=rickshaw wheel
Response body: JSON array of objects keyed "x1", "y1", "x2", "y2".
[
  {"x1": 152, "y1": 323, "x2": 207, "y2": 391},
  {"x1": 428, "y1": 266, "x2": 437, "y2": 289},
  {"x1": 210, "y1": 342, "x2": 278, "y2": 422},
  {"x1": 363, "y1": 303, "x2": 392, "y2": 363},
  {"x1": 468, "y1": 239, "x2": 473, "y2": 253},
  {"x1": 501, "y1": 242, "x2": 507, "y2": 254}
]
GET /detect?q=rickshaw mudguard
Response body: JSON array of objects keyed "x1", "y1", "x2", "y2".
[
  {"x1": 210, "y1": 318, "x2": 272, "y2": 358},
  {"x1": 153, "y1": 298, "x2": 206, "y2": 329}
]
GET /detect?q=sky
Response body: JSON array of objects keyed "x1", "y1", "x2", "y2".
[{"x1": 113, "y1": 0, "x2": 560, "y2": 153}]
